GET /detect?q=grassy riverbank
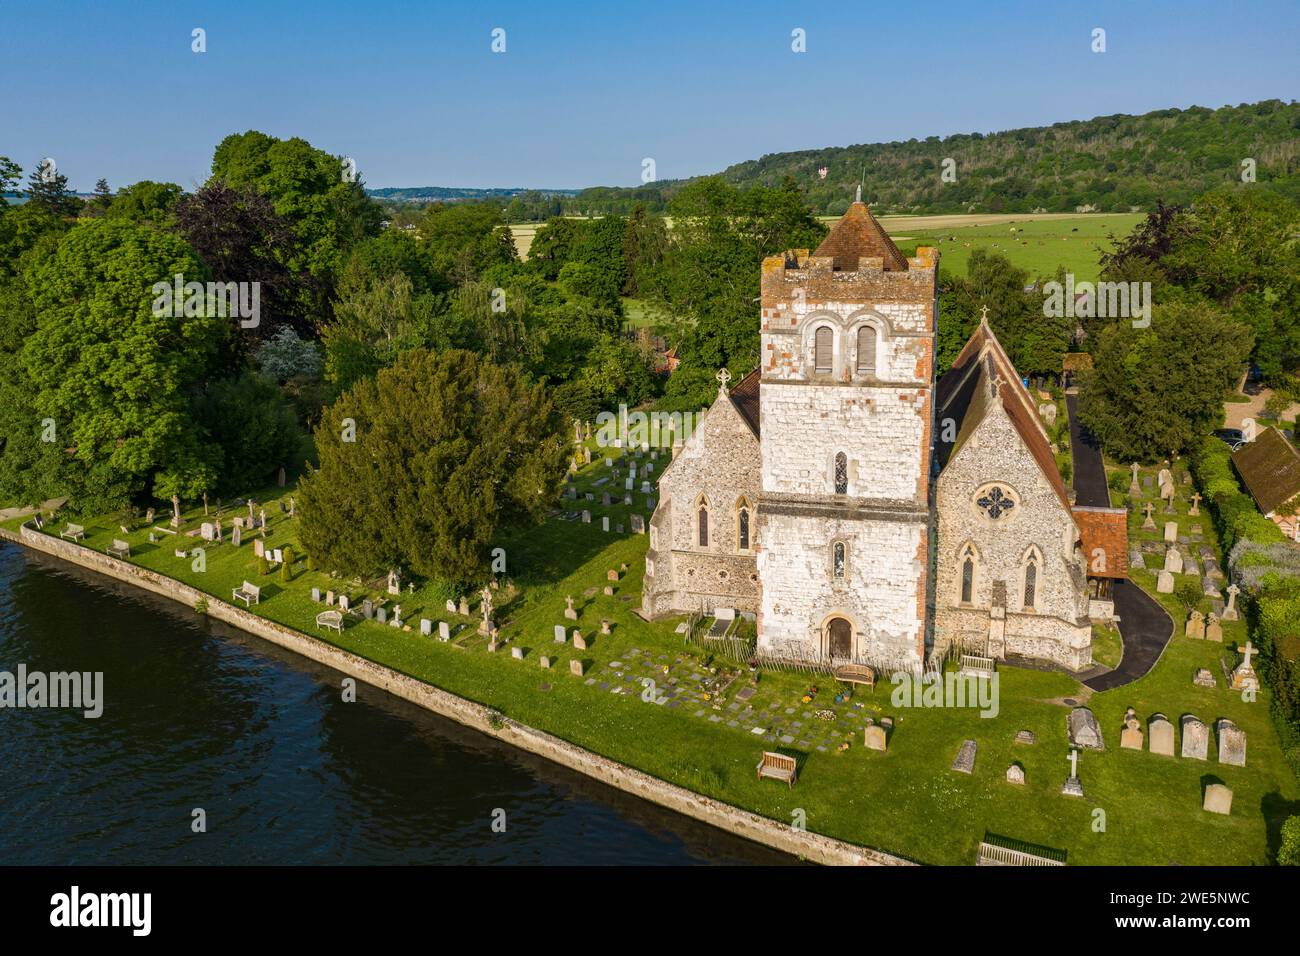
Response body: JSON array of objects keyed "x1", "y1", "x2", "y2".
[{"x1": 5, "y1": 442, "x2": 1295, "y2": 865}]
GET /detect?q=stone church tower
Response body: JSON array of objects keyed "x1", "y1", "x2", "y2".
[{"x1": 754, "y1": 200, "x2": 938, "y2": 672}]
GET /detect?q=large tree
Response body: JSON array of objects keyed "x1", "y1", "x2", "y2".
[
  {"x1": 296, "y1": 349, "x2": 567, "y2": 587},
  {"x1": 646, "y1": 176, "x2": 826, "y2": 378},
  {"x1": 19, "y1": 218, "x2": 227, "y2": 513},
  {"x1": 1077, "y1": 300, "x2": 1254, "y2": 461}
]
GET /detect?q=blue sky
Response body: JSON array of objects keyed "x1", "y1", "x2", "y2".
[{"x1": 2, "y1": 0, "x2": 1296, "y2": 192}]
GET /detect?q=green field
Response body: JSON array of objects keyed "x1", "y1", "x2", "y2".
[
  {"x1": 886, "y1": 213, "x2": 1142, "y2": 283},
  {"x1": 7, "y1": 447, "x2": 1295, "y2": 866}
]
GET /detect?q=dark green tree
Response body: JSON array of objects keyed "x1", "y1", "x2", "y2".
[{"x1": 296, "y1": 349, "x2": 568, "y2": 586}]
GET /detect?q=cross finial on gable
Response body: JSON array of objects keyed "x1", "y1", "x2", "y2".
[
  {"x1": 716, "y1": 367, "x2": 732, "y2": 394},
  {"x1": 855, "y1": 183, "x2": 862, "y2": 204},
  {"x1": 979, "y1": 305, "x2": 990, "y2": 324}
]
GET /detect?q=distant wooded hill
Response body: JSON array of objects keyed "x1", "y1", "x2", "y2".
[{"x1": 556, "y1": 99, "x2": 1300, "y2": 217}]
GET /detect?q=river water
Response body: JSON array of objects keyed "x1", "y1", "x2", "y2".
[{"x1": 0, "y1": 543, "x2": 790, "y2": 865}]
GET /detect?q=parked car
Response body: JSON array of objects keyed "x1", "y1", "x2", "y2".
[{"x1": 1213, "y1": 428, "x2": 1246, "y2": 452}]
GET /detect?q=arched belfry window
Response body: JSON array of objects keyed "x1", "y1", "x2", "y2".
[
  {"x1": 960, "y1": 544, "x2": 977, "y2": 604},
  {"x1": 834, "y1": 452, "x2": 848, "y2": 495},
  {"x1": 856, "y1": 325, "x2": 877, "y2": 374},
  {"x1": 736, "y1": 498, "x2": 751, "y2": 551},
  {"x1": 697, "y1": 496, "x2": 709, "y2": 548},
  {"x1": 814, "y1": 326, "x2": 833, "y2": 373}
]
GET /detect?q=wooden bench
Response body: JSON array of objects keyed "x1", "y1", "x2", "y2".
[
  {"x1": 315, "y1": 609, "x2": 344, "y2": 634},
  {"x1": 834, "y1": 663, "x2": 876, "y2": 691},
  {"x1": 756, "y1": 751, "x2": 798, "y2": 788},
  {"x1": 60, "y1": 523, "x2": 86, "y2": 542},
  {"x1": 106, "y1": 539, "x2": 130, "y2": 558},
  {"x1": 232, "y1": 581, "x2": 261, "y2": 607}
]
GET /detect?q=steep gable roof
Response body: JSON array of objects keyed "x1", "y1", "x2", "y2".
[
  {"x1": 935, "y1": 317, "x2": 1070, "y2": 508},
  {"x1": 813, "y1": 201, "x2": 908, "y2": 272},
  {"x1": 729, "y1": 367, "x2": 761, "y2": 437},
  {"x1": 1233, "y1": 426, "x2": 1300, "y2": 515}
]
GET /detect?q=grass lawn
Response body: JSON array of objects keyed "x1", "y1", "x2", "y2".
[{"x1": 7, "y1": 440, "x2": 1296, "y2": 866}]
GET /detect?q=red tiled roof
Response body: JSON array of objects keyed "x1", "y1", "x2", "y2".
[
  {"x1": 1072, "y1": 507, "x2": 1129, "y2": 579},
  {"x1": 812, "y1": 202, "x2": 908, "y2": 272}
]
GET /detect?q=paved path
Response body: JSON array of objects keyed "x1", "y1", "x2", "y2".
[{"x1": 1065, "y1": 395, "x2": 1173, "y2": 691}]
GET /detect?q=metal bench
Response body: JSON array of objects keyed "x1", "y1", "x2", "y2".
[
  {"x1": 60, "y1": 523, "x2": 86, "y2": 542},
  {"x1": 756, "y1": 751, "x2": 798, "y2": 788},
  {"x1": 106, "y1": 538, "x2": 130, "y2": 558},
  {"x1": 315, "y1": 609, "x2": 344, "y2": 634},
  {"x1": 232, "y1": 581, "x2": 261, "y2": 607}
]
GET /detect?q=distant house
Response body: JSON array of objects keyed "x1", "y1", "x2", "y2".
[{"x1": 1232, "y1": 426, "x2": 1300, "y2": 540}]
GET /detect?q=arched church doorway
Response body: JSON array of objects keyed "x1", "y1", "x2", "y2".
[{"x1": 826, "y1": 617, "x2": 853, "y2": 659}]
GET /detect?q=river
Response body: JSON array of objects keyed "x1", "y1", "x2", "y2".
[{"x1": 0, "y1": 542, "x2": 791, "y2": 865}]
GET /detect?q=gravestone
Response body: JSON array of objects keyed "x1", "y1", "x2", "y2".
[
  {"x1": 1129, "y1": 549, "x2": 1145, "y2": 570},
  {"x1": 1156, "y1": 570, "x2": 1175, "y2": 593},
  {"x1": 600, "y1": 619, "x2": 611, "y2": 635},
  {"x1": 1193, "y1": 668, "x2": 1217, "y2": 688},
  {"x1": 570, "y1": 660, "x2": 585, "y2": 677},
  {"x1": 603, "y1": 586, "x2": 614, "y2": 596},
  {"x1": 553, "y1": 624, "x2": 567, "y2": 643},
  {"x1": 445, "y1": 599, "x2": 457, "y2": 614},
  {"x1": 1142, "y1": 502, "x2": 1156, "y2": 530},
  {"x1": 339, "y1": 595, "x2": 350, "y2": 612},
  {"x1": 1216, "y1": 718, "x2": 1246, "y2": 766},
  {"x1": 1205, "y1": 614, "x2": 1223, "y2": 642},
  {"x1": 1163, "y1": 547, "x2": 1183, "y2": 575},
  {"x1": 1222, "y1": 583, "x2": 1241, "y2": 621},
  {"x1": 511, "y1": 646, "x2": 524, "y2": 660},
  {"x1": 1231, "y1": 641, "x2": 1259, "y2": 690},
  {"x1": 563, "y1": 595, "x2": 578, "y2": 621},
  {"x1": 458, "y1": 597, "x2": 469, "y2": 616},
  {"x1": 1149, "y1": 714, "x2": 1175, "y2": 755},
  {"x1": 311, "y1": 588, "x2": 321, "y2": 602},
  {"x1": 581, "y1": 510, "x2": 591, "y2": 524},
  {"x1": 253, "y1": 539, "x2": 265, "y2": 558},
  {"x1": 1181, "y1": 715, "x2": 1209, "y2": 760},
  {"x1": 387, "y1": 571, "x2": 401, "y2": 596},
  {"x1": 1186, "y1": 609, "x2": 1205, "y2": 639},
  {"x1": 540, "y1": 656, "x2": 551, "y2": 669},
  {"x1": 1164, "y1": 521, "x2": 1178, "y2": 543},
  {"x1": 1203, "y1": 783, "x2": 1233, "y2": 815},
  {"x1": 951, "y1": 739, "x2": 977, "y2": 774},
  {"x1": 863, "y1": 725, "x2": 887, "y2": 752},
  {"x1": 325, "y1": 590, "x2": 335, "y2": 606},
  {"x1": 438, "y1": 621, "x2": 450, "y2": 641},
  {"x1": 601, "y1": 492, "x2": 611, "y2": 506},
  {"x1": 631, "y1": 515, "x2": 645, "y2": 534},
  {"x1": 573, "y1": 632, "x2": 588, "y2": 651},
  {"x1": 419, "y1": 619, "x2": 431, "y2": 636},
  {"x1": 231, "y1": 525, "x2": 242, "y2": 547},
  {"x1": 201, "y1": 522, "x2": 215, "y2": 541},
  {"x1": 362, "y1": 599, "x2": 373, "y2": 620},
  {"x1": 1120, "y1": 709, "x2": 1144, "y2": 750},
  {"x1": 376, "y1": 607, "x2": 387, "y2": 624},
  {"x1": 607, "y1": 569, "x2": 619, "y2": 581},
  {"x1": 1014, "y1": 729, "x2": 1036, "y2": 745},
  {"x1": 1006, "y1": 764, "x2": 1025, "y2": 785},
  {"x1": 1068, "y1": 706, "x2": 1104, "y2": 750}
]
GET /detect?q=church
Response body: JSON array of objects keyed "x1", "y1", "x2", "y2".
[{"x1": 642, "y1": 199, "x2": 1120, "y2": 674}]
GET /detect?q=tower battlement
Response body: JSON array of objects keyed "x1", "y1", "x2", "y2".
[{"x1": 760, "y1": 245, "x2": 938, "y2": 312}]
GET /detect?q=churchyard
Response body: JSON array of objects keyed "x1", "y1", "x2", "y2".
[{"x1": 6, "y1": 435, "x2": 1296, "y2": 866}]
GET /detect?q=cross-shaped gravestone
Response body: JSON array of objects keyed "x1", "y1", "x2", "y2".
[
  {"x1": 1238, "y1": 641, "x2": 1255, "y2": 671},
  {"x1": 1189, "y1": 492, "x2": 1202, "y2": 515},
  {"x1": 1068, "y1": 748, "x2": 1079, "y2": 777},
  {"x1": 1224, "y1": 583, "x2": 1241, "y2": 620}
]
